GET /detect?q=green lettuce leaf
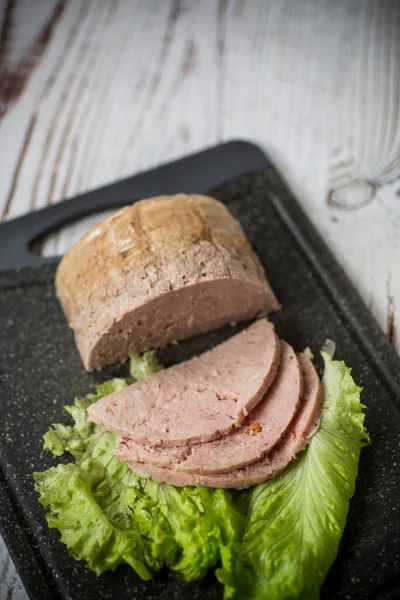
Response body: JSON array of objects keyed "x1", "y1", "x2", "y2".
[
  {"x1": 129, "y1": 349, "x2": 163, "y2": 380},
  {"x1": 35, "y1": 360, "x2": 179, "y2": 576},
  {"x1": 217, "y1": 351, "x2": 369, "y2": 600},
  {"x1": 142, "y1": 479, "x2": 245, "y2": 581},
  {"x1": 34, "y1": 349, "x2": 368, "y2": 599}
]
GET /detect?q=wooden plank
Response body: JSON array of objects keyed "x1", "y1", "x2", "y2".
[{"x1": 0, "y1": 537, "x2": 26, "y2": 600}]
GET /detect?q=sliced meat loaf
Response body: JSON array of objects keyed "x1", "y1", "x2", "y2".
[
  {"x1": 115, "y1": 340, "x2": 302, "y2": 474},
  {"x1": 88, "y1": 319, "x2": 279, "y2": 445},
  {"x1": 127, "y1": 351, "x2": 321, "y2": 489},
  {"x1": 55, "y1": 193, "x2": 280, "y2": 370}
]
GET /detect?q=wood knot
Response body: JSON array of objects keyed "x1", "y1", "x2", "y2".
[{"x1": 327, "y1": 179, "x2": 376, "y2": 210}]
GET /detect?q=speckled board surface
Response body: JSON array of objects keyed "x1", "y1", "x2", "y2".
[{"x1": 1, "y1": 157, "x2": 400, "y2": 600}]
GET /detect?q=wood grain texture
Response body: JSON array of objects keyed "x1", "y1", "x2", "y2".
[
  {"x1": 0, "y1": 1, "x2": 399, "y2": 597},
  {"x1": 0, "y1": 536, "x2": 25, "y2": 600}
]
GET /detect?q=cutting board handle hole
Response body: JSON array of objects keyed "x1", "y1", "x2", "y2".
[{"x1": 28, "y1": 210, "x2": 113, "y2": 257}]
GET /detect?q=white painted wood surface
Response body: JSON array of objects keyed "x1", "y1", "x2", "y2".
[{"x1": 1, "y1": 0, "x2": 399, "y2": 597}]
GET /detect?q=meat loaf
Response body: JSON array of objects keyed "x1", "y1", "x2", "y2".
[
  {"x1": 55, "y1": 194, "x2": 280, "y2": 370},
  {"x1": 127, "y1": 351, "x2": 321, "y2": 489},
  {"x1": 115, "y1": 340, "x2": 302, "y2": 474},
  {"x1": 88, "y1": 319, "x2": 280, "y2": 445}
]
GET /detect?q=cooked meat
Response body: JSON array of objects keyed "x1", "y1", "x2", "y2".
[
  {"x1": 55, "y1": 194, "x2": 280, "y2": 370},
  {"x1": 127, "y1": 351, "x2": 321, "y2": 489},
  {"x1": 115, "y1": 340, "x2": 302, "y2": 474},
  {"x1": 88, "y1": 319, "x2": 279, "y2": 445}
]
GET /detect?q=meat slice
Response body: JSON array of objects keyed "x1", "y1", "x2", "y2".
[
  {"x1": 55, "y1": 194, "x2": 280, "y2": 370},
  {"x1": 127, "y1": 351, "x2": 321, "y2": 489},
  {"x1": 115, "y1": 340, "x2": 302, "y2": 474},
  {"x1": 88, "y1": 319, "x2": 279, "y2": 446}
]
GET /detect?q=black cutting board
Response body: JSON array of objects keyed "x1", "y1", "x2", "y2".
[{"x1": 1, "y1": 141, "x2": 400, "y2": 600}]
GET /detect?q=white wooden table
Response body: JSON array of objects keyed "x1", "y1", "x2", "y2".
[{"x1": 1, "y1": 0, "x2": 399, "y2": 597}]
